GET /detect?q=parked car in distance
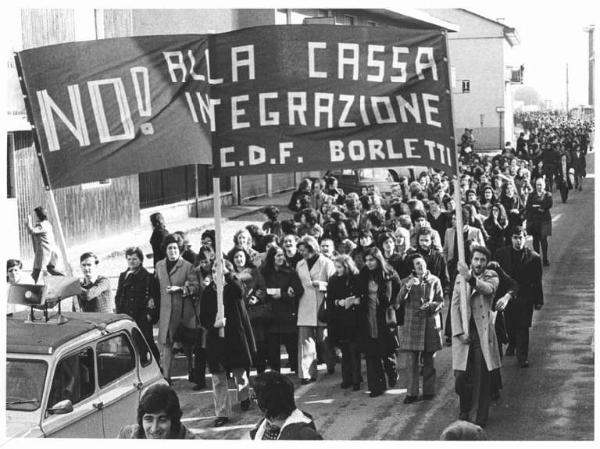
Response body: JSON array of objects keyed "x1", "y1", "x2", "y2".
[{"x1": 6, "y1": 311, "x2": 166, "y2": 438}]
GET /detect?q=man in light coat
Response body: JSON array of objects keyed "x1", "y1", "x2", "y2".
[
  {"x1": 295, "y1": 236, "x2": 336, "y2": 383},
  {"x1": 451, "y1": 245, "x2": 500, "y2": 428}
]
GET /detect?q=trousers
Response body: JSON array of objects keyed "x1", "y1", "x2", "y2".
[
  {"x1": 365, "y1": 338, "x2": 396, "y2": 393},
  {"x1": 267, "y1": 332, "x2": 298, "y2": 373},
  {"x1": 340, "y1": 340, "x2": 362, "y2": 386},
  {"x1": 506, "y1": 327, "x2": 530, "y2": 364},
  {"x1": 211, "y1": 368, "x2": 249, "y2": 418},
  {"x1": 454, "y1": 324, "x2": 491, "y2": 425},
  {"x1": 404, "y1": 351, "x2": 435, "y2": 397},
  {"x1": 297, "y1": 326, "x2": 335, "y2": 380}
]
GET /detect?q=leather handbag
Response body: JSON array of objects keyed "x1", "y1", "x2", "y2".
[
  {"x1": 173, "y1": 295, "x2": 203, "y2": 345},
  {"x1": 317, "y1": 299, "x2": 328, "y2": 323}
]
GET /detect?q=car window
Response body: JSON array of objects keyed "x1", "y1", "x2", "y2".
[
  {"x1": 357, "y1": 168, "x2": 393, "y2": 181},
  {"x1": 96, "y1": 334, "x2": 136, "y2": 387},
  {"x1": 131, "y1": 328, "x2": 152, "y2": 367},
  {"x1": 6, "y1": 359, "x2": 48, "y2": 411},
  {"x1": 47, "y1": 348, "x2": 95, "y2": 409}
]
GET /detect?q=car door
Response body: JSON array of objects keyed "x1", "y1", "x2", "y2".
[
  {"x1": 95, "y1": 332, "x2": 140, "y2": 438},
  {"x1": 41, "y1": 347, "x2": 104, "y2": 438},
  {"x1": 130, "y1": 327, "x2": 165, "y2": 391}
]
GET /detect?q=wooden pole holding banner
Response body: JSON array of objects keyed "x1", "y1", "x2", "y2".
[
  {"x1": 441, "y1": 32, "x2": 469, "y2": 338},
  {"x1": 13, "y1": 53, "x2": 77, "y2": 311},
  {"x1": 212, "y1": 178, "x2": 225, "y2": 338}
]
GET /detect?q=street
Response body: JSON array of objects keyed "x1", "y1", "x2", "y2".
[{"x1": 165, "y1": 177, "x2": 595, "y2": 440}]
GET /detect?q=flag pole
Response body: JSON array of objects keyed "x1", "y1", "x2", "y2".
[
  {"x1": 212, "y1": 177, "x2": 225, "y2": 338},
  {"x1": 442, "y1": 32, "x2": 469, "y2": 337},
  {"x1": 14, "y1": 53, "x2": 77, "y2": 310}
]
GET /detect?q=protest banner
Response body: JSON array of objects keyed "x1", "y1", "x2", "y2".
[{"x1": 16, "y1": 25, "x2": 455, "y2": 187}]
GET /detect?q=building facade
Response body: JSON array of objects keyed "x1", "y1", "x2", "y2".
[{"x1": 423, "y1": 8, "x2": 520, "y2": 150}]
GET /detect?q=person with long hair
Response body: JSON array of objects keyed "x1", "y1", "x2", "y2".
[
  {"x1": 478, "y1": 185, "x2": 498, "y2": 219},
  {"x1": 296, "y1": 236, "x2": 336, "y2": 383},
  {"x1": 118, "y1": 384, "x2": 195, "y2": 439},
  {"x1": 154, "y1": 234, "x2": 199, "y2": 384},
  {"x1": 261, "y1": 246, "x2": 303, "y2": 373},
  {"x1": 357, "y1": 247, "x2": 401, "y2": 397},
  {"x1": 227, "y1": 229, "x2": 262, "y2": 268},
  {"x1": 397, "y1": 253, "x2": 444, "y2": 403},
  {"x1": 483, "y1": 203, "x2": 508, "y2": 257},
  {"x1": 325, "y1": 254, "x2": 362, "y2": 391},
  {"x1": 288, "y1": 178, "x2": 313, "y2": 212},
  {"x1": 499, "y1": 182, "x2": 522, "y2": 214},
  {"x1": 525, "y1": 178, "x2": 553, "y2": 266},
  {"x1": 26, "y1": 206, "x2": 62, "y2": 282},
  {"x1": 115, "y1": 247, "x2": 160, "y2": 363},
  {"x1": 230, "y1": 247, "x2": 269, "y2": 374},
  {"x1": 200, "y1": 259, "x2": 256, "y2": 427},
  {"x1": 149, "y1": 212, "x2": 169, "y2": 267}
]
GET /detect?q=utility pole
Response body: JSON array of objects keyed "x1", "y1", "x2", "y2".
[
  {"x1": 583, "y1": 25, "x2": 595, "y2": 106},
  {"x1": 566, "y1": 63, "x2": 569, "y2": 113}
]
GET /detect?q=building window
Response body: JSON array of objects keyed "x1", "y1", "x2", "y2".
[
  {"x1": 462, "y1": 80, "x2": 470, "y2": 93},
  {"x1": 317, "y1": 9, "x2": 329, "y2": 17},
  {"x1": 367, "y1": 20, "x2": 377, "y2": 26},
  {"x1": 81, "y1": 179, "x2": 112, "y2": 190}
]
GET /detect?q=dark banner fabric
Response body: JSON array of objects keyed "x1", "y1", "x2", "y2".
[{"x1": 16, "y1": 25, "x2": 454, "y2": 187}]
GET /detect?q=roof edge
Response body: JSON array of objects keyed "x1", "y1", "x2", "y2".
[{"x1": 366, "y1": 8, "x2": 460, "y2": 32}]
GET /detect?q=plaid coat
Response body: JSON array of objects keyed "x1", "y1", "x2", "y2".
[{"x1": 397, "y1": 272, "x2": 443, "y2": 352}]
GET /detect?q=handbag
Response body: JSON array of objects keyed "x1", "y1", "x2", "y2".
[
  {"x1": 245, "y1": 288, "x2": 273, "y2": 321},
  {"x1": 173, "y1": 295, "x2": 203, "y2": 345}
]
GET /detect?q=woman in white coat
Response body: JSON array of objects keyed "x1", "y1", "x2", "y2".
[{"x1": 295, "y1": 236, "x2": 336, "y2": 384}]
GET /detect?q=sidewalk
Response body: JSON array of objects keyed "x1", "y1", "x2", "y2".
[{"x1": 43, "y1": 189, "x2": 293, "y2": 273}]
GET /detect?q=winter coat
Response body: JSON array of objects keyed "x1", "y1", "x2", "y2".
[
  {"x1": 28, "y1": 220, "x2": 59, "y2": 270},
  {"x1": 154, "y1": 257, "x2": 199, "y2": 345},
  {"x1": 494, "y1": 246, "x2": 543, "y2": 329},
  {"x1": 236, "y1": 266, "x2": 268, "y2": 341},
  {"x1": 262, "y1": 266, "x2": 304, "y2": 334},
  {"x1": 483, "y1": 216, "x2": 507, "y2": 257},
  {"x1": 115, "y1": 267, "x2": 158, "y2": 331},
  {"x1": 572, "y1": 152, "x2": 587, "y2": 176},
  {"x1": 250, "y1": 409, "x2": 322, "y2": 440},
  {"x1": 356, "y1": 267, "x2": 401, "y2": 355},
  {"x1": 200, "y1": 278, "x2": 256, "y2": 372},
  {"x1": 397, "y1": 271, "x2": 443, "y2": 352},
  {"x1": 443, "y1": 226, "x2": 485, "y2": 264},
  {"x1": 325, "y1": 273, "x2": 361, "y2": 344},
  {"x1": 149, "y1": 227, "x2": 169, "y2": 267},
  {"x1": 451, "y1": 269, "x2": 500, "y2": 372},
  {"x1": 296, "y1": 256, "x2": 335, "y2": 327},
  {"x1": 524, "y1": 191, "x2": 553, "y2": 234}
]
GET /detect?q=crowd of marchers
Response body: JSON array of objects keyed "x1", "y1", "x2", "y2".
[{"x1": 6, "y1": 111, "x2": 593, "y2": 439}]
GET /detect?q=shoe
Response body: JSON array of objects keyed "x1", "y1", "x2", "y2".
[
  {"x1": 214, "y1": 417, "x2": 229, "y2": 427},
  {"x1": 543, "y1": 260, "x2": 550, "y2": 267},
  {"x1": 193, "y1": 382, "x2": 206, "y2": 391},
  {"x1": 240, "y1": 399, "x2": 251, "y2": 411},
  {"x1": 369, "y1": 390, "x2": 384, "y2": 398},
  {"x1": 353, "y1": 384, "x2": 361, "y2": 391},
  {"x1": 340, "y1": 382, "x2": 352, "y2": 389},
  {"x1": 505, "y1": 346, "x2": 515, "y2": 356},
  {"x1": 458, "y1": 412, "x2": 469, "y2": 421},
  {"x1": 422, "y1": 394, "x2": 434, "y2": 400},
  {"x1": 300, "y1": 378, "x2": 316, "y2": 385},
  {"x1": 520, "y1": 360, "x2": 530, "y2": 368},
  {"x1": 403, "y1": 395, "x2": 419, "y2": 404}
]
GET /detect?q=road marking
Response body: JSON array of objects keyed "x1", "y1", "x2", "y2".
[{"x1": 552, "y1": 213, "x2": 562, "y2": 222}]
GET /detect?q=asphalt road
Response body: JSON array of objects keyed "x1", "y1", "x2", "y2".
[{"x1": 170, "y1": 173, "x2": 594, "y2": 440}]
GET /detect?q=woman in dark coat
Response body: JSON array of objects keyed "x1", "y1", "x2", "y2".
[
  {"x1": 325, "y1": 255, "x2": 362, "y2": 390},
  {"x1": 288, "y1": 178, "x2": 313, "y2": 212},
  {"x1": 149, "y1": 212, "x2": 169, "y2": 267},
  {"x1": 200, "y1": 260, "x2": 256, "y2": 427},
  {"x1": 356, "y1": 247, "x2": 401, "y2": 397},
  {"x1": 230, "y1": 247, "x2": 269, "y2": 373},
  {"x1": 115, "y1": 247, "x2": 160, "y2": 363},
  {"x1": 261, "y1": 246, "x2": 304, "y2": 373},
  {"x1": 525, "y1": 177, "x2": 553, "y2": 266},
  {"x1": 499, "y1": 182, "x2": 522, "y2": 214},
  {"x1": 483, "y1": 203, "x2": 508, "y2": 257}
]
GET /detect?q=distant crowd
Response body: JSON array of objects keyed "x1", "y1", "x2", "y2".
[{"x1": 7, "y1": 110, "x2": 593, "y2": 437}]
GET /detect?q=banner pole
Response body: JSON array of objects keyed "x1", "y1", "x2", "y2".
[
  {"x1": 212, "y1": 177, "x2": 225, "y2": 338},
  {"x1": 442, "y1": 32, "x2": 469, "y2": 337},
  {"x1": 14, "y1": 53, "x2": 76, "y2": 309}
]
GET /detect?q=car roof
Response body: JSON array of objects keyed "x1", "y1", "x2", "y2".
[{"x1": 7, "y1": 311, "x2": 132, "y2": 355}]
